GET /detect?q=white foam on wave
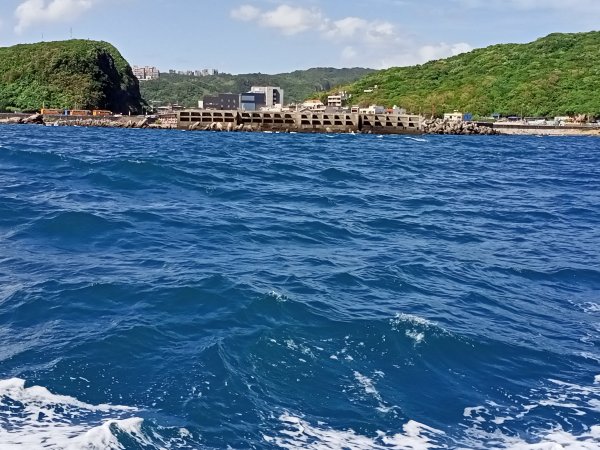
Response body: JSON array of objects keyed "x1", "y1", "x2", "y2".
[
  {"x1": 461, "y1": 375, "x2": 600, "y2": 449},
  {"x1": 582, "y1": 302, "x2": 600, "y2": 313},
  {"x1": 264, "y1": 413, "x2": 444, "y2": 450},
  {"x1": 391, "y1": 313, "x2": 437, "y2": 345},
  {"x1": 0, "y1": 378, "x2": 161, "y2": 450},
  {"x1": 353, "y1": 371, "x2": 392, "y2": 414},
  {"x1": 267, "y1": 290, "x2": 289, "y2": 302}
]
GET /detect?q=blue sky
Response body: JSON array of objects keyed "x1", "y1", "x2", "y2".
[{"x1": 0, "y1": 0, "x2": 598, "y2": 74}]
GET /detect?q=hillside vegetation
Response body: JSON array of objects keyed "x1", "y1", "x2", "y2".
[
  {"x1": 341, "y1": 31, "x2": 600, "y2": 117},
  {"x1": 140, "y1": 67, "x2": 374, "y2": 107},
  {"x1": 0, "y1": 40, "x2": 143, "y2": 113}
]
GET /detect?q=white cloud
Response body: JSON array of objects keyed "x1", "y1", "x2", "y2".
[
  {"x1": 261, "y1": 5, "x2": 323, "y2": 35},
  {"x1": 230, "y1": 4, "x2": 260, "y2": 22},
  {"x1": 418, "y1": 42, "x2": 473, "y2": 61},
  {"x1": 231, "y1": 4, "x2": 323, "y2": 36},
  {"x1": 375, "y1": 42, "x2": 473, "y2": 69},
  {"x1": 15, "y1": 0, "x2": 95, "y2": 33},
  {"x1": 231, "y1": 3, "x2": 474, "y2": 69}
]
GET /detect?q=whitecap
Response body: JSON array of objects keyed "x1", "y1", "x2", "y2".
[
  {"x1": 267, "y1": 290, "x2": 289, "y2": 302},
  {"x1": 391, "y1": 313, "x2": 437, "y2": 345},
  {"x1": 0, "y1": 378, "x2": 159, "y2": 450},
  {"x1": 265, "y1": 413, "x2": 444, "y2": 450},
  {"x1": 460, "y1": 376, "x2": 600, "y2": 449}
]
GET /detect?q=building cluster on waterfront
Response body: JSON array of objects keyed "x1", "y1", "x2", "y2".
[{"x1": 199, "y1": 86, "x2": 284, "y2": 112}]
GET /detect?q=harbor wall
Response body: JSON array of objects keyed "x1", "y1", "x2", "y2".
[
  {"x1": 178, "y1": 110, "x2": 423, "y2": 134},
  {"x1": 485, "y1": 122, "x2": 600, "y2": 136}
]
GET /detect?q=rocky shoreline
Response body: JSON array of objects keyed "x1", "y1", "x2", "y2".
[
  {"x1": 0, "y1": 113, "x2": 176, "y2": 129},
  {"x1": 421, "y1": 118, "x2": 498, "y2": 135}
]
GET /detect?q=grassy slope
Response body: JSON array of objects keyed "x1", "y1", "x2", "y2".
[
  {"x1": 140, "y1": 67, "x2": 375, "y2": 107},
  {"x1": 341, "y1": 31, "x2": 600, "y2": 117},
  {"x1": 0, "y1": 40, "x2": 143, "y2": 113}
]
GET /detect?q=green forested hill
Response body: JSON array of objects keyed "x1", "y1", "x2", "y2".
[
  {"x1": 341, "y1": 31, "x2": 600, "y2": 117},
  {"x1": 0, "y1": 40, "x2": 143, "y2": 113},
  {"x1": 140, "y1": 67, "x2": 374, "y2": 107}
]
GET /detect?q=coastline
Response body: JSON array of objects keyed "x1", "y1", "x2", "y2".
[{"x1": 1, "y1": 112, "x2": 600, "y2": 136}]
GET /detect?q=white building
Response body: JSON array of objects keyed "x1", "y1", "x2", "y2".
[
  {"x1": 327, "y1": 91, "x2": 348, "y2": 108},
  {"x1": 133, "y1": 66, "x2": 160, "y2": 81},
  {"x1": 359, "y1": 105, "x2": 386, "y2": 114},
  {"x1": 327, "y1": 95, "x2": 342, "y2": 108},
  {"x1": 300, "y1": 99, "x2": 326, "y2": 111},
  {"x1": 444, "y1": 111, "x2": 463, "y2": 122}
]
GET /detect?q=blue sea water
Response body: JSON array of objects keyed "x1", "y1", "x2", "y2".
[{"x1": 0, "y1": 125, "x2": 599, "y2": 449}]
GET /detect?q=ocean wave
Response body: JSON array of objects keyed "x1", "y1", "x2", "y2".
[
  {"x1": 264, "y1": 414, "x2": 444, "y2": 450},
  {"x1": 12, "y1": 210, "x2": 131, "y2": 242},
  {"x1": 2, "y1": 128, "x2": 600, "y2": 448},
  {"x1": 0, "y1": 378, "x2": 199, "y2": 450},
  {"x1": 460, "y1": 376, "x2": 600, "y2": 449},
  {"x1": 0, "y1": 378, "x2": 144, "y2": 449}
]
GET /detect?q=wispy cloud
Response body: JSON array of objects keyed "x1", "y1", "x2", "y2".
[
  {"x1": 15, "y1": 0, "x2": 96, "y2": 33},
  {"x1": 455, "y1": 0, "x2": 600, "y2": 13},
  {"x1": 230, "y1": 3, "x2": 472, "y2": 68}
]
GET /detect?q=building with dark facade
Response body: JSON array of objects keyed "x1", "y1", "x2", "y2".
[
  {"x1": 203, "y1": 93, "x2": 240, "y2": 110},
  {"x1": 250, "y1": 86, "x2": 284, "y2": 108},
  {"x1": 240, "y1": 92, "x2": 266, "y2": 111}
]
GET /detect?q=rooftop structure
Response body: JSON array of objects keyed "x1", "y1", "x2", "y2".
[{"x1": 300, "y1": 99, "x2": 326, "y2": 112}]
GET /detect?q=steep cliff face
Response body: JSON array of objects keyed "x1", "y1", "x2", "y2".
[{"x1": 0, "y1": 40, "x2": 144, "y2": 114}]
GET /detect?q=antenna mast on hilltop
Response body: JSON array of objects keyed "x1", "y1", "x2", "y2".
[{"x1": 70, "y1": 27, "x2": 73, "y2": 39}]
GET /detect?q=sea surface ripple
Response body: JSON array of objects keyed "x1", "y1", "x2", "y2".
[{"x1": 0, "y1": 126, "x2": 599, "y2": 449}]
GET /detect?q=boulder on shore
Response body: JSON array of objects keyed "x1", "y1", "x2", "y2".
[{"x1": 24, "y1": 113, "x2": 45, "y2": 125}]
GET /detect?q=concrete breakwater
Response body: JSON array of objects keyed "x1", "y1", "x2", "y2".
[
  {"x1": 422, "y1": 118, "x2": 498, "y2": 135},
  {"x1": 0, "y1": 113, "x2": 174, "y2": 129},
  {"x1": 178, "y1": 110, "x2": 424, "y2": 134}
]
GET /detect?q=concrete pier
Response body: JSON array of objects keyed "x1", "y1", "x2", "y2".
[{"x1": 178, "y1": 110, "x2": 424, "y2": 134}]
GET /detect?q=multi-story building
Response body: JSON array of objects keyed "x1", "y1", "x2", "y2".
[
  {"x1": 203, "y1": 93, "x2": 240, "y2": 110},
  {"x1": 327, "y1": 91, "x2": 348, "y2": 108},
  {"x1": 241, "y1": 92, "x2": 267, "y2": 111},
  {"x1": 250, "y1": 86, "x2": 284, "y2": 108},
  {"x1": 132, "y1": 66, "x2": 160, "y2": 81},
  {"x1": 327, "y1": 95, "x2": 343, "y2": 108}
]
